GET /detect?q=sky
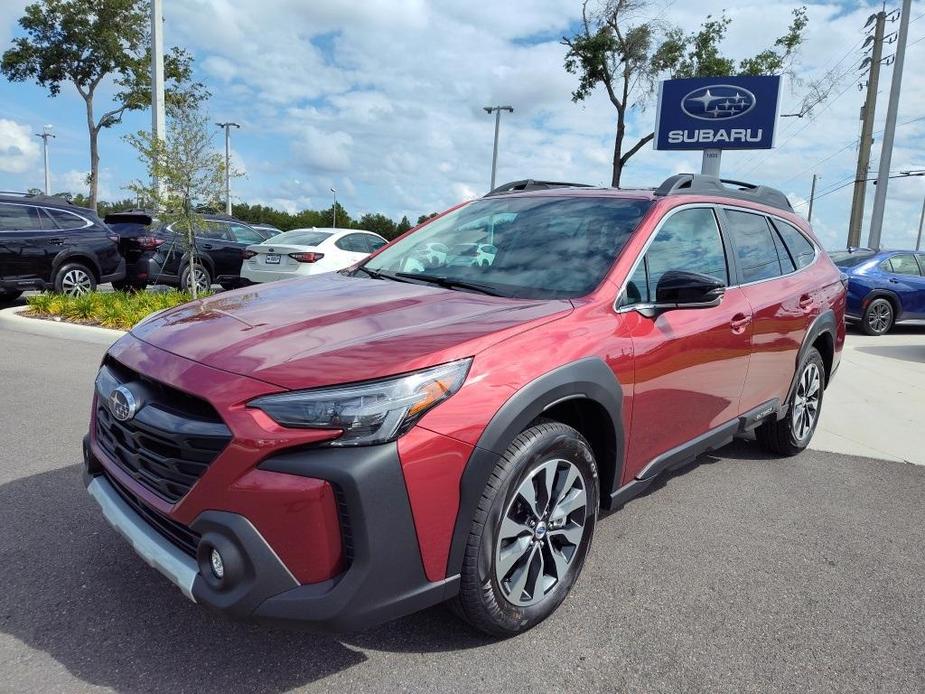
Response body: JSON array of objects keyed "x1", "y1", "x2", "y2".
[{"x1": 1, "y1": 0, "x2": 923, "y2": 250}]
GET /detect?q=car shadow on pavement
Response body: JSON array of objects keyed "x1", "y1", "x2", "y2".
[
  {"x1": 0, "y1": 464, "x2": 493, "y2": 693},
  {"x1": 854, "y1": 343, "x2": 925, "y2": 363}
]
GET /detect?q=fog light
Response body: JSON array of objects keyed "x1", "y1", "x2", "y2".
[{"x1": 210, "y1": 548, "x2": 225, "y2": 580}]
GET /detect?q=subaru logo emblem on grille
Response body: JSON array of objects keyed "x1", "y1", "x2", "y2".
[
  {"x1": 108, "y1": 386, "x2": 137, "y2": 422},
  {"x1": 682, "y1": 84, "x2": 756, "y2": 121}
]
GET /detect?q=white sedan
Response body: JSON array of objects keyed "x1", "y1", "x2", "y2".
[{"x1": 241, "y1": 228, "x2": 388, "y2": 284}]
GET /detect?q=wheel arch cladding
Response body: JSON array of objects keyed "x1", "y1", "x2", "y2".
[
  {"x1": 445, "y1": 357, "x2": 623, "y2": 578},
  {"x1": 865, "y1": 289, "x2": 902, "y2": 319},
  {"x1": 54, "y1": 252, "x2": 101, "y2": 280},
  {"x1": 786, "y1": 310, "x2": 836, "y2": 409}
]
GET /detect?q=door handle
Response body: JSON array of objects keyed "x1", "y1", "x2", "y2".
[
  {"x1": 201, "y1": 243, "x2": 214, "y2": 250},
  {"x1": 46, "y1": 237, "x2": 65, "y2": 245},
  {"x1": 888, "y1": 277, "x2": 899, "y2": 284},
  {"x1": 730, "y1": 313, "x2": 752, "y2": 331},
  {"x1": 798, "y1": 294, "x2": 813, "y2": 309}
]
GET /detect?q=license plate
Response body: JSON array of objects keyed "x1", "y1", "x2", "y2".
[{"x1": 265, "y1": 254, "x2": 280, "y2": 264}]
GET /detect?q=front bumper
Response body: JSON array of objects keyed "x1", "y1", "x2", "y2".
[{"x1": 84, "y1": 434, "x2": 459, "y2": 631}]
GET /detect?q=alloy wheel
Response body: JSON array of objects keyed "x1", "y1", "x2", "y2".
[
  {"x1": 189, "y1": 266, "x2": 210, "y2": 292},
  {"x1": 791, "y1": 362, "x2": 821, "y2": 441},
  {"x1": 61, "y1": 268, "x2": 93, "y2": 296},
  {"x1": 495, "y1": 459, "x2": 588, "y2": 607},
  {"x1": 867, "y1": 302, "x2": 891, "y2": 333}
]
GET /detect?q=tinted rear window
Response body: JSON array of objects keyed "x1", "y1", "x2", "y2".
[
  {"x1": 267, "y1": 231, "x2": 332, "y2": 246},
  {"x1": 830, "y1": 251, "x2": 875, "y2": 268}
]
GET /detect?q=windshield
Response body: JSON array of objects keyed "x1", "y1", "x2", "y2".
[
  {"x1": 363, "y1": 196, "x2": 651, "y2": 299},
  {"x1": 266, "y1": 230, "x2": 332, "y2": 246},
  {"x1": 830, "y1": 250, "x2": 875, "y2": 268}
]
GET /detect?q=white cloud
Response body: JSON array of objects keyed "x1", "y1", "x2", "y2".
[{"x1": 0, "y1": 118, "x2": 40, "y2": 174}]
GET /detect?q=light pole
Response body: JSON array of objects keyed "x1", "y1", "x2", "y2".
[
  {"x1": 34, "y1": 125, "x2": 54, "y2": 195},
  {"x1": 330, "y1": 187, "x2": 337, "y2": 228},
  {"x1": 483, "y1": 105, "x2": 513, "y2": 191},
  {"x1": 916, "y1": 194, "x2": 925, "y2": 251},
  {"x1": 216, "y1": 122, "x2": 240, "y2": 214},
  {"x1": 151, "y1": 0, "x2": 165, "y2": 197}
]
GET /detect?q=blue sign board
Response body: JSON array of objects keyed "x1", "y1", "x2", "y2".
[{"x1": 654, "y1": 75, "x2": 781, "y2": 151}]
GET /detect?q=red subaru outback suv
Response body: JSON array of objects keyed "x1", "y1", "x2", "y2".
[{"x1": 83, "y1": 174, "x2": 845, "y2": 635}]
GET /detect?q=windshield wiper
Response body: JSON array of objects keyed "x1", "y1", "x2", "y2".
[
  {"x1": 354, "y1": 266, "x2": 417, "y2": 284},
  {"x1": 394, "y1": 272, "x2": 506, "y2": 296}
]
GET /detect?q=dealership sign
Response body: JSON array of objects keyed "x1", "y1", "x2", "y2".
[{"x1": 654, "y1": 76, "x2": 781, "y2": 151}]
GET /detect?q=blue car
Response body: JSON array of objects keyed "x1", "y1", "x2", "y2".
[{"x1": 830, "y1": 249, "x2": 925, "y2": 335}]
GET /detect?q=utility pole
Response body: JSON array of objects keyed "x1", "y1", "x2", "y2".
[
  {"x1": 216, "y1": 122, "x2": 240, "y2": 215},
  {"x1": 807, "y1": 174, "x2": 819, "y2": 222},
  {"x1": 483, "y1": 105, "x2": 513, "y2": 191},
  {"x1": 868, "y1": 0, "x2": 912, "y2": 250},
  {"x1": 916, "y1": 194, "x2": 924, "y2": 251},
  {"x1": 847, "y1": 10, "x2": 885, "y2": 247},
  {"x1": 150, "y1": 0, "x2": 166, "y2": 197},
  {"x1": 330, "y1": 187, "x2": 337, "y2": 228},
  {"x1": 34, "y1": 125, "x2": 54, "y2": 195}
]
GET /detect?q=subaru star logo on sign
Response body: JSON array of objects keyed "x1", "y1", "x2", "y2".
[
  {"x1": 654, "y1": 75, "x2": 781, "y2": 150},
  {"x1": 682, "y1": 85, "x2": 756, "y2": 120}
]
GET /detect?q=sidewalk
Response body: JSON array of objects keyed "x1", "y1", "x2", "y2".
[{"x1": 811, "y1": 323, "x2": 925, "y2": 465}]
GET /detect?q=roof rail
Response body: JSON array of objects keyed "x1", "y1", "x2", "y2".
[
  {"x1": 654, "y1": 174, "x2": 792, "y2": 212},
  {"x1": 484, "y1": 179, "x2": 593, "y2": 197}
]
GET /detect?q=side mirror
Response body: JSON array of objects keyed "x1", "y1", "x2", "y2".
[{"x1": 634, "y1": 271, "x2": 725, "y2": 317}]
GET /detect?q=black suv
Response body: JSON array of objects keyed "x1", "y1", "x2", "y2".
[
  {"x1": 0, "y1": 192, "x2": 124, "y2": 300},
  {"x1": 148, "y1": 215, "x2": 272, "y2": 291},
  {"x1": 103, "y1": 209, "x2": 162, "y2": 291}
]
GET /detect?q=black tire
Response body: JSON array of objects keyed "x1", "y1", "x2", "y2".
[
  {"x1": 861, "y1": 297, "x2": 894, "y2": 336},
  {"x1": 180, "y1": 262, "x2": 212, "y2": 293},
  {"x1": 53, "y1": 262, "x2": 97, "y2": 296},
  {"x1": 452, "y1": 421, "x2": 599, "y2": 636},
  {"x1": 0, "y1": 290, "x2": 23, "y2": 303},
  {"x1": 756, "y1": 347, "x2": 825, "y2": 456}
]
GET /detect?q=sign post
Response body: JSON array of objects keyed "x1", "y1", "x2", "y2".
[{"x1": 654, "y1": 76, "x2": 781, "y2": 178}]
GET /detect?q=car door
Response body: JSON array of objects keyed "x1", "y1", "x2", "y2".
[
  {"x1": 195, "y1": 222, "x2": 238, "y2": 278},
  {"x1": 883, "y1": 253, "x2": 925, "y2": 317},
  {"x1": 722, "y1": 208, "x2": 815, "y2": 413},
  {"x1": 0, "y1": 202, "x2": 46, "y2": 283},
  {"x1": 618, "y1": 206, "x2": 753, "y2": 479}
]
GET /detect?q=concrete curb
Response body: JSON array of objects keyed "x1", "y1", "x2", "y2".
[{"x1": 0, "y1": 305, "x2": 126, "y2": 345}]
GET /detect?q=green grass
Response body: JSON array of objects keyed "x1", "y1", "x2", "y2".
[{"x1": 26, "y1": 289, "x2": 210, "y2": 330}]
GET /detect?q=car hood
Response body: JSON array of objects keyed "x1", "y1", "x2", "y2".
[{"x1": 131, "y1": 273, "x2": 572, "y2": 390}]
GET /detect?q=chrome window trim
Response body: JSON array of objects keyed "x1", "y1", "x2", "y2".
[
  {"x1": 613, "y1": 202, "x2": 822, "y2": 311},
  {"x1": 41, "y1": 205, "x2": 93, "y2": 230},
  {"x1": 0, "y1": 200, "x2": 91, "y2": 232},
  {"x1": 612, "y1": 203, "x2": 725, "y2": 312}
]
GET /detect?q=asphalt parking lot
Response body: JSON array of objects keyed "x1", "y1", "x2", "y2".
[{"x1": 1, "y1": 320, "x2": 924, "y2": 693}]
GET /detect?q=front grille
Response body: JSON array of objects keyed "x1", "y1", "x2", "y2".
[
  {"x1": 95, "y1": 356, "x2": 231, "y2": 503},
  {"x1": 103, "y1": 469, "x2": 200, "y2": 557}
]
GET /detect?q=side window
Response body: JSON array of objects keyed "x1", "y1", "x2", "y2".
[
  {"x1": 336, "y1": 234, "x2": 364, "y2": 252},
  {"x1": 368, "y1": 236, "x2": 388, "y2": 252},
  {"x1": 725, "y1": 210, "x2": 783, "y2": 283},
  {"x1": 773, "y1": 220, "x2": 816, "y2": 269},
  {"x1": 0, "y1": 204, "x2": 44, "y2": 231},
  {"x1": 888, "y1": 254, "x2": 922, "y2": 276},
  {"x1": 44, "y1": 208, "x2": 87, "y2": 231},
  {"x1": 771, "y1": 228, "x2": 796, "y2": 273},
  {"x1": 625, "y1": 207, "x2": 728, "y2": 304},
  {"x1": 198, "y1": 222, "x2": 228, "y2": 240},
  {"x1": 228, "y1": 224, "x2": 264, "y2": 244}
]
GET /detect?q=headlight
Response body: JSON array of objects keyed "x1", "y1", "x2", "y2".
[{"x1": 247, "y1": 358, "x2": 472, "y2": 446}]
